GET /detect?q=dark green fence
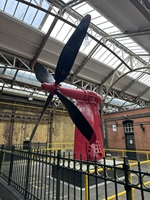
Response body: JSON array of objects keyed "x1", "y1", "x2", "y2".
[{"x1": 0, "y1": 145, "x2": 150, "y2": 200}]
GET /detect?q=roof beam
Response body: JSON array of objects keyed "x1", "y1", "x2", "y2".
[
  {"x1": 119, "y1": 72, "x2": 145, "y2": 95},
  {"x1": 106, "y1": 28, "x2": 150, "y2": 39},
  {"x1": 62, "y1": 0, "x2": 85, "y2": 10},
  {"x1": 129, "y1": 0, "x2": 150, "y2": 23}
]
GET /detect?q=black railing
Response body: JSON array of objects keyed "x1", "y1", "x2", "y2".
[{"x1": 0, "y1": 145, "x2": 150, "y2": 200}]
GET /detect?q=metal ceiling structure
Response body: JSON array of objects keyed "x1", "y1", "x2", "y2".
[{"x1": 0, "y1": 0, "x2": 150, "y2": 113}]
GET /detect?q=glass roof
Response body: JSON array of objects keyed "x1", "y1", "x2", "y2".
[
  {"x1": 0, "y1": 0, "x2": 50, "y2": 28},
  {"x1": 104, "y1": 96, "x2": 140, "y2": 112},
  {"x1": 0, "y1": 0, "x2": 149, "y2": 110}
]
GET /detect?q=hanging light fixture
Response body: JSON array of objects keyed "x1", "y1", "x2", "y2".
[{"x1": 83, "y1": 35, "x2": 90, "y2": 47}]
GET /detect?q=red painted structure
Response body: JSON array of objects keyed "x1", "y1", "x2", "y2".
[{"x1": 42, "y1": 83, "x2": 104, "y2": 161}]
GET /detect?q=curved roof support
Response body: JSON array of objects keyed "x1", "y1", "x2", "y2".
[
  {"x1": 119, "y1": 72, "x2": 145, "y2": 96},
  {"x1": 104, "y1": 66, "x2": 150, "y2": 101}
]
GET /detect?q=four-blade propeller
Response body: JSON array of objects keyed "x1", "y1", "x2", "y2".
[{"x1": 30, "y1": 14, "x2": 96, "y2": 144}]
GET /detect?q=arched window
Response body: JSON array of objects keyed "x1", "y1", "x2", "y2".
[
  {"x1": 124, "y1": 123, "x2": 134, "y2": 133},
  {"x1": 122, "y1": 120, "x2": 134, "y2": 133}
]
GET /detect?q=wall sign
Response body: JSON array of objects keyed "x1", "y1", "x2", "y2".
[{"x1": 112, "y1": 124, "x2": 117, "y2": 132}]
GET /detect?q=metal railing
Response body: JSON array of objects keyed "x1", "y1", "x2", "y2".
[
  {"x1": 105, "y1": 148, "x2": 150, "y2": 161},
  {"x1": 0, "y1": 145, "x2": 150, "y2": 200},
  {"x1": 14, "y1": 142, "x2": 150, "y2": 161}
]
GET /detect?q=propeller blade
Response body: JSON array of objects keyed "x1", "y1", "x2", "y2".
[
  {"x1": 55, "y1": 90, "x2": 96, "y2": 143},
  {"x1": 34, "y1": 62, "x2": 55, "y2": 83},
  {"x1": 55, "y1": 15, "x2": 91, "y2": 84},
  {"x1": 30, "y1": 93, "x2": 53, "y2": 142}
]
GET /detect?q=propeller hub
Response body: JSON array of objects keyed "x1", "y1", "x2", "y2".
[{"x1": 41, "y1": 82, "x2": 60, "y2": 94}]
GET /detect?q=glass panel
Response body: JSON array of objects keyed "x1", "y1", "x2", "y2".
[
  {"x1": 4, "y1": 0, "x2": 17, "y2": 15},
  {"x1": 125, "y1": 123, "x2": 134, "y2": 132},
  {"x1": 0, "y1": 0, "x2": 6, "y2": 11},
  {"x1": 23, "y1": 6, "x2": 38, "y2": 24}
]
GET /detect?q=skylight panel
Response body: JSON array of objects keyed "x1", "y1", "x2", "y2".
[
  {"x1": 5, "y1": 68, "x2": 17, "y2": 76},
  {"x1": 107, "y1": 56, "x2": 121, "y2": 67},
  {"x1": 92, "y1": 42, "x2": 126, "y2": 68},
  {"x1": 41, "y1": 5, "x2": 59, "y2": 33},
  {"x1": 50, "y1": 19, "x2": 66, "y2": 38},
  {"x1": 139, "y1": 56, "x2": 150, "y2": 62},
  {"x1": 104, "y1": 26, "x2": 121, "y2": 35},
  {"x1": 55, "y1": 14, "x2": 77, "y2": 42},
  {"x1": 104, "y1": 96, "x2": 112, "y2": 103},
  {"x1": 26, "y1": 8, "x2": 44, "y2": 27},
  {"x1": 1, "y1": 0, "x2": 50, "y2": 29},
  {"x1": 17, "y1": 70, "x2": 26, "y2": 78},
  {"x1": 139, "y1": 74, "x2": 150, "y2": 86},
  {"x1": 92, "y1": 46, "x2": 106, "y2": 60},
  {"x1": 50, "y1": 13, "x2": 78, "y2": 44},
  {"x1": 14, "y1": 3, "x2": 35, "y2": 21},
  {"x1": 23, "y1": 7, "x2": 35, "y2": 24},
  {"x1": 97, "y1": 21, "x2": 114, "y2": 30},
  {"x1": 130, "y1": 71, "x2": 142, "y2": 79},
  {"x1": 131, "y1": 49, "x2": 147, "y2": 54},
  {"x1": 21, "y1": 71, "x2": 32, "y2": 79},
  {"x1": 62, "y1": 82, "x2": 76, "y2": 89},
  {"x1": 28, "y1": 72, "x2": 36, "y2": 80},
  {"x1": 3, "y1": 0, "x2": 17, "y2": 15},
  {"x1": 74, "y1": 3, "x2": 94, "y2": 15},
  {"x1": 110, "y1": 98, "x2": 125, "y2": 106},
  {"x1": 99, "y1": 50, "x2": 111, "y2": 63},
  {"x1": 0, "y1": 0, "x2": 6, "y2": 10},
  {"x1": 124, "y1": 102, "x2": 139, "y2": 109},
  {"x1": 73, "y1": 2, "x2": 87, "y2": 10},
  {"x1": 116, "y1": 37, "x2": 133, "y2": 43},
  {"x1": 129, "y1": 71, "x2": 140, "y2": 79},
  {"x1": 63, "y1": 0, "x2": 72, "y2": 3},
  {"x1": 102, "y1": 53, "x2": 116, "y2": 65},
  {"x1": 16, "y1": 70, "x2": 38, "y2": 83},
  {"x1": 90, "y1": 11, "x2": 101, "y2": 20},
  {"x1": 91, "y1": 15, "x2": 104, "y2": 25},
  {"x1": 42, "y1": 14, "x2": 55, "y2": 33},
  {"x1": 116, "y1": 37, "x2": 148, "y2": 55},
  {"x1": 51, "y1": 19, "x2": 75, "y2": 41}
]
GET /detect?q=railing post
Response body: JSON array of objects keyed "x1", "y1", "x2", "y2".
[
  {"x1": 148, "y1": 160, "x2": 150, "y2": 173},
  {"x1": 85, "y1": 174, "x2": 89, "y2": 200},
  {"x1": 123, "y1": 156, "x2": 132, "y2": 200},
  {"x1": 0, "y1": 145, "x2": 5, "y2": 175},
  {"x1": 129, "y1": 170, "x2": 134, "y2": 200},
  {"x1": 8, "y1": 145, "x2": 15, "y2": 185},
  {"x1": 56, "y1": 150, "x2": 61, "y2": 200},
  {"x1": 122, "y1": 150, "x2": 125, "y2": 158},
  {"x1": 146, "y1": 153, "x2": 150, "y2": 172},
  {"x1": 24, "y1": 148, "x2": 31, "y2": 199}
]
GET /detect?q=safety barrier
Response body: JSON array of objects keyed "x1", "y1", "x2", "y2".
[
  {"x1": 85, "y1": 159, "x2": 150, "y2": 200},
  {"x1": 14, "y1": 142, "x2": 150, "y2": 161},
  {"x1": 105, "y1": 148, "x2": 150, "y2": 161},
  {"x1": 0, "y1": 145, "x2": 150, "y2": 200}
]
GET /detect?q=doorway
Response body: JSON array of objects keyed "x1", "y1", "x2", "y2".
[{"x1": 123, "y1": 120, "x2": 136, "y2": 160}]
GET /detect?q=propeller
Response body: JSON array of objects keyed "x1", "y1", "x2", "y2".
[
  {"x1": 34, "y1": 62, "x2": 54, "y2": 83},
  {"x1": 30, "y1": 14, "x2": 96, "y2": 144}
]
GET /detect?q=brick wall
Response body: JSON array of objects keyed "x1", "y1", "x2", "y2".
[{"x1": 104, "y1": 107, "x2": 150, "y2": 151}]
